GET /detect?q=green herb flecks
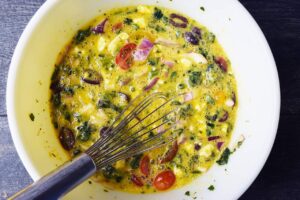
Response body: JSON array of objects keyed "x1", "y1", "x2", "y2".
[
  {"x1": 74, "y1": 28, "x2": 91, "y2": 44},
  {"x1": 29, "y1": 113, "x2": 35, "y2": 121},
  {"x1": 217, "y1": 148, "x2": 231, "y2": 165},
  {"x1": 208, "y1": 185, "x2": 215, "y2": 191}
]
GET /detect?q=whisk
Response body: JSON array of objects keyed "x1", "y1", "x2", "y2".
[{"x1": 11, "y1": 92, "x2": 179, "y2": 200}]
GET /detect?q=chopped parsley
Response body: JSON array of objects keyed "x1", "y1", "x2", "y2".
[
  {"x1": 217, "y1": 148, "x2": 231, "y2": 165},
  {"x1": 208, "y1": 185, "x2": 215, "y2": 191},
  {"x1": 200, "y1": 7, "x2": 205, "y2": 11},
  {"x1": 124, "y1": 18, "x2": 133, "y2": 25},
  {"x1": 153, "y1": 7, "x2": 163, "y2": 20},
  {"x1": 74, "y1": 28, "x2": 91, "y2": 44},
  {"x1": 185, "y1": 191, "x2": 190, "y2": 196}
]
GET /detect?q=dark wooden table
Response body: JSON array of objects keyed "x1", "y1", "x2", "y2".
[{"x1": 0, "y1": 0, "x2": 299, "y2": 199}]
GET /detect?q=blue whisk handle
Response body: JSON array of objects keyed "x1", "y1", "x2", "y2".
[{"x1": 10, "y1": 153, "x2": 96, "y2": 200}]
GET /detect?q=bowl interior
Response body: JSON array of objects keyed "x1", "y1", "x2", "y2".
[{"x1": 7, "y1": 0, "x2": 280, "y2": 199}]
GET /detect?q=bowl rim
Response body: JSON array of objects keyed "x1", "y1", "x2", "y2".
[{"x1": 6, "y1": 0, "x2": 281, "y2": 199}]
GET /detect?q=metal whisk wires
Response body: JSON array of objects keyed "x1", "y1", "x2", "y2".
[{"x1": 86, "y1": 92, "x2": 179, "y2": 169}]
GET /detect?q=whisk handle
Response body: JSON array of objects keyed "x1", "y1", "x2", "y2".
[{"x1": 9, "y1": 153, "x2": 96, "y2": 200}]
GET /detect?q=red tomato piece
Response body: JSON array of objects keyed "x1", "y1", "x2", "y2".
[
  {"x1": 115, "y1": 43, "x2": 137, "y2": 70},
  {"x1": 131, "y1": 174, "x2": 144, "y2": 187},
  {"x1": 160, "y1": 141, "x2": 178, "y2": 163},
  {"x1": 112, "y1": 22, "x2": 123, "y2": 32},
  {"x1": 153, "y1": 170, "x2": 176, "y2": 191},
  {"x1": 140, "y1": 155, "x2": 150, "y2": 176}
]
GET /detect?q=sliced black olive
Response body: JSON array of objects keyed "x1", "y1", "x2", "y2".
[
  {"x1": 59, "y1": 127, "x2": 75, "y2": 150},
  {"x1": 82, "y1": 69, "x2": 102, "y2": 85},
  {"x1": 169, "y1": 13, "x2": 188, "y2": 28}
]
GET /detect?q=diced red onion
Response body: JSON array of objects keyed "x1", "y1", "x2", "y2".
[
  {"x1": 133, "y1": 38, "x2": 154, "y2": 61},
  {"x1": 162, "y1": 60, "x2": 175, "y2": 68},
  {"x1": 144, "y1": 77, "x2": 159, "y2": 91},
  {"x1": 155, "y1": 38, "x2": 180, "y2": 47},
  {"x1": 169, "y1": 13, "x2": 188, "y2": 28},
  {"x1": 92, "y1": 18, "x2": 108, "y2": 34},
  {"x1": 208, "y1": 136, "x2": 221, "y2": 141},
  {"x1": 219, "y1": 111, "x2": 229, "y2": 122},
  {"x1": 157, "y1": 125, "x2": 165, "y2": 134},
  {"x1": 120, "y1": 78, "x2": 132, "y2": 86},
  {"x1": 184, "y1": 91, "x2": 194, "y2": 102},
  {"x1": 82, "y1": 69, "x2": 101, "y2": 85},
  {"x1": 217, "y1": 142, "x2": 224, "y2": 150}
]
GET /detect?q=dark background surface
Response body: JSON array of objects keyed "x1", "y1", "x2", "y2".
[{"x1": 0, "y1": 0, "x2": 299, "y2": 199}]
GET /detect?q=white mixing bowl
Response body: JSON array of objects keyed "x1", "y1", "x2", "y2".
[{"x1": 7, "y1": 0, "x2": 280, "y2": 199}]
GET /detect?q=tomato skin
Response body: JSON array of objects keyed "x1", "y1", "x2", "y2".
[
  {"x1": 140, "y1": 155, "x2": 150, "y2": 176},
  {"x1": 115, "y1": 43, "x2": 137, "y2": 70},
  {"x1": 153, "y1": 170, "x2": 176, "y2": 190},
  {"x1": 112, "y1": 22, "x2": 123, "y2": 32},
  {"x1": 131, "y1": 174, "x2": 144, "y2": 187},
  {"x1": 160, "y1": 141, "x2": 178, "y2": 163}
]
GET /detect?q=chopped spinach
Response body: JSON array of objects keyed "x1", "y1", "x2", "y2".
[
  {"x1": 124, "y1": 18, "x2": 133, "y2": 25},
  {"x1": 205, "y1": 95, "x2": 215, "y2": 105},
  {"x1": 130, "y1": 154, "x2": 143, "y2": 169},
  {"x1": 77, "y1": 121, "x2": 93, "y2": 141},
  {"x1": 170, "y1": 71, "x2": 178, "y2": 81},
  {"x1": 179, "y1": 104, "x2": 193, "y2": 119},
  {"x1": 217, "y1": 148, "x2": 231, "y2": 165},
  {"x1": 74, "y1": 28, "x2": 91, "y2": 44},
  {"x1": 101, "y1": 165, "x2": 123, "y2": 183},
  {"x1": 208, "y1": 32, "x2": 216, "y2": 43},
  {"x1": 188, "y1": 71, "x2": 201, "y2": 87},
  {"x1": 153, "y1": 7, "x2": 163, "y2": 20},
  {"x1": 63, "y1": 87, "x2": 74, "y2": 96},
  {"x1": 52, "y1": 93, "x2": 61, "y2": 107},
  {"x1": 148, "y1": 58, "x2": 158, "y2": 66}
]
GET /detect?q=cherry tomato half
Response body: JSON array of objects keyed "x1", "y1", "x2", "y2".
[
  {"x1": 140, "y1": 155, "x2": 150, "y2": 176},
  {"x1": 153, "y1": 170, "x2": 176, "y2": 191},
  {"x1": 115, "y1": 43, "x2": 137, "y2": 70}
]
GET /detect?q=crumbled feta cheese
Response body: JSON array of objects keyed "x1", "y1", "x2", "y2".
[
  {"x1": 97, "y1": 37, "x2": 106, "y2": 52},
  {"x1": 199, "y1": 144, "x2": 214, "y2": 157},
  {"x1": 225, "y1": 99, "x2": 235, "y2": 107},
  {"x1": 180, "y1": 58, "x2": 192, "y2": 68},
  {"x1": 133, "y1": 17, "x2": 146, "y2": 28},
  {"x1": 137, "y1": 5, "x2": 151, "y2": 13},
  {"x1": 108, "y1": 32, "x2": 129, "y2": 55}
]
